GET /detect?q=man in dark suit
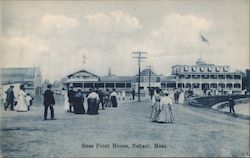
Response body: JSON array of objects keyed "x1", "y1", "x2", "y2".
[
  {"x1": 229, "y1": 97, "x2": 235, "y2": 114},
  {"x1": 43, "y1": 85, "x2": 55, "y2": 120},
  {"x1": 5, "y1": 85, "x2": 15, "y2": 111},
  {"x1": 67, "y1": 87, "x2": 75, "y2": 112}
]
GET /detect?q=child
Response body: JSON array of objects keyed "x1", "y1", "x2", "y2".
[{"x1": 25, "y1": 93, "x2": 33, "y2": 111}]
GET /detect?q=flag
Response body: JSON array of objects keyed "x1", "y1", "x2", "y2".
[
  {"x1": 82, "y1": 52, "x2": 87, "y2": 64},
  {"x1": 200, "y1": 34, "x2": 209, "y2": 45}
]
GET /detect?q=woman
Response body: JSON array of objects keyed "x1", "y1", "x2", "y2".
[
  {"x1": 87, "y1": 89, "x2": 99, "y2": 115},
  {"x1": 73, "y1": 89, "x2": 85, "y2": 114},
  {"x1": 150, "y1": 89, "x2": 161, "y2": 122},
  {"x1": 62, "y1": 88, "x2": 70, "y2": 112},
  {"x1": 178, "y1": 90, "x2": 185, "y2": 105},
  {"x1": 157, "y1": 92, "x2": 174, "y2": 123},
  {"x1": 110, "y1": 89, "x2": 118, "y2": 107},
  {"x1": 15, "y1": 85, "x2": 28, "y2": 112}
]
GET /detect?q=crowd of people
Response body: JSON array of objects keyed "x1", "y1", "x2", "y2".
[
  {"x1": 3, "y1": 84, "x2": 243, "y2": 121},
  {"x1": 62, "y1": 87, "x2": 119, "y2": 115},
  {"x1": 4, "y1": 85, "x2": 33, "y2": 112}
]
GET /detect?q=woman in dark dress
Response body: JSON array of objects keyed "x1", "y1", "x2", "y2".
[
  {"x1": 110, "y1": 89, "x2": 118, "y2": 107},
  {"x1": 87, "y1": 89, "x2": 99, "y2": 115},
  {"x1": 73, "y1": 89, "x2": 85, "y2": 114}
]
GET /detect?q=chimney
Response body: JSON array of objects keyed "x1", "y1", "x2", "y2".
[{"x1": 108, "y1": 68, "x2": 111, "y2": 76}]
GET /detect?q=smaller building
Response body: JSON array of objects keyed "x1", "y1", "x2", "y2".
[{"x1": 0, "y1": 67, "x2": 42, "y2": 96}]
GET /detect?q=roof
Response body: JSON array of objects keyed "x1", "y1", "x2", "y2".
[
  {"x1": 0, "y1": 67, "x2": 38, "y2": 85},
  {"x1": 67, "y1": 69, "x2": 99, "y2": 78},
  {"x1": 100, "y1": 76, "x2": 134, "y2": 82},
  {"x1": 135, "y1": 68, "x2": 158, "y2": 76}
]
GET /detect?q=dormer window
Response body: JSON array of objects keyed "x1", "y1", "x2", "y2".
[
  {"x1": 200, "y1": 67, "x2": 204, "y2": 72},
  {"x1": 208, "y1": 67, "x2": 212, "y2": 72},
  {"x1": 216, "y1": 67, "x2": 220, "y2": 72},
  {"x1": 184, "y1": 67, "x2": 188, "y2": 71},
  {"x1": 192, "y1": 67, "x2": 196, "y2": 72},
  {"x1": 223, "y1": 67, "x2": 228, "y2": 72}
]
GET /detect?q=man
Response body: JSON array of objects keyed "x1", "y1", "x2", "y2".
[
  {"x1": 67, "y1": 87, "x2": 75, "y2": 112},
  {"x1": 229, "y1": 97, "x2": 235, "y2": 114},
  {"x1": 174, "y1": 90, "x2": 179, "y2": 104},
  {"x1": 5, "y1": 85, "x2": 15, "y2": 111},
  {"x1": 131, "y1": 89, "x2": 135, "y2": 100},
  {"x1": 97, "y1": 89, "x2": 105, "y2": 110},
  {"x1": 43, "y1": 85, "x2": 55, "y2": 120}
]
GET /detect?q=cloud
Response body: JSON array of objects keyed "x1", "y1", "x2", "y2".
[
  {"x1": 84, "y1": 10, "x2": 142, "y2": 33},
  {"x1": 40, "y1": 15, "x2": 80, "y2": 30}
]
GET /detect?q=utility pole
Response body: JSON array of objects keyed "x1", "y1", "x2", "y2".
[{"x1": 133, "y1": 51, "x2": 147, "y2": 102}]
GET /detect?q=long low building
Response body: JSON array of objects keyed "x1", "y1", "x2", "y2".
[{"x1": 63, "y1": 58, "x2": 243, "y2": 94}]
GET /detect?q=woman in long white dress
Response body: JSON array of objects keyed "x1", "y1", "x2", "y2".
[
  {"x1": 150, "y1": 89, "x2": 161, "y2": 122},
  {"x1": 178, "y1": 91, "x2": 185, "y2": 104},
  {"x1": 63, "y1": 89, "x2": 70, "y2": 112},
  {"x1": 157, "y1": 92, "x2": 174, "y2": 123},
  {"x1": 15, "y1": 85, "x2": 28, "y2": 112}
]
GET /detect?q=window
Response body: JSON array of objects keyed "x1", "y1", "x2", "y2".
[
  {"x1": 216, "y1": 67, "x2": 220, "y2": 72},
  {"x1": 192, "y1": 75, "x2": 200, "y2": 79},
  {"x1": 179, "y1": 75, "x2": 184, "y2": 79},
  {"x1": 95, "y1": 83, "x2": 104, "y2": 88},
  {"x1": 223, "y1": 67, "x2": 228, "y2": 72},
  {"x1": 105, "y1": 83, "x2": 114, "y2": 88},
  {"x1": 184, "y1": 67, "x2": 188, "y2": 71},
  {"x1": 201, "y1": 75, "x2": 209, "y2": 79},
  {"x1": 185, "y1": 75, "x2": 191, "y2": 79},
  {"x1": 234, "y1": 75, "x2": 241, "y2": 79},
  {"x1": 234, "y1": 83, "x2": 241, "y2": 88},
  {"x1": 218, "y1": 83, "x2": 225, "y2": 88},
  {"x1": 84, "y1": 83, "x2": 93, "y2": 88},
  {"x1": 73, "y1": 83, "x2": 82, "y2": 88},
  {"x1": 226, "y1": 75, "x2": 233, "y2": 79},
  {"x1": 116, "y1": 83, "x2": 125, "y2": 88},
  {"x1": 140, "y1": 87, "x2": 144, "y2": 90},
  {"x1": 208, "y1": 67, "x2": 212, "y2": 72},
  {"x1": 126, "y1": 83, "x2": 131, "y2": 88},
  {"x1": 161, "y1": 83, "x2": 166, "y2": 88},
  {"x1": 210, "y1": 75, "x2": 217, "y2": 79},
  {"x1": 210, "y1": 83, "x2": 217, "y2": 88},
  {"x1": 192, "y1": 67, "x2": 196, "y2": 72},
  {"x1": 192, "y1": 83, "x2": 200, "y2": 88},
  {"x1": 226, "y1": 83, "x2": 232, "y2": 88},
  {"x1": 167, "y1": 83, "x2": 176, "y2": 88},
  {"x1": 178, "y1": 83, "x2": 184, "y2": 88},
  {"x1": 218, "y1": 75, "x2": 225, "y2": 79},
  {"x1": 185, "y1": 83, "x2": 191, "y2": 88},
  {"x1": 200, "y1": 67, "x2": 204, "y2": 72}
]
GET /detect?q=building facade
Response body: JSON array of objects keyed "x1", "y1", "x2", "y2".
[
  {"x1": 0, "y1": 67, "x2": 43, "y2": 96},
  {"x1": 171, "y1": 58, "x2": 242, "y2": 92}
]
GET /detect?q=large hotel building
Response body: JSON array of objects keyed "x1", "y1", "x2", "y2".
[{"x1": 63, "y1": 58, "x2": 243, "y2": 94}]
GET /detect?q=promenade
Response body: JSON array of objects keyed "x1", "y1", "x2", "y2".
[{"x1": 1, "y1": 95, "x2": 249, "y2": 157}]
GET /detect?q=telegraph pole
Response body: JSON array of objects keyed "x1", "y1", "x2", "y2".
[{"x1": 133, "y1": 51, "x2": 147, "y2": 102}]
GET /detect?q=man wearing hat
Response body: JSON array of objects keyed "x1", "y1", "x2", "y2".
[
  {"x1": 5, "y1": 85, "x2": 15, "y2": 111},
  {"x1": 43, "y1": 85, "x2": 55, "y2": 120}
]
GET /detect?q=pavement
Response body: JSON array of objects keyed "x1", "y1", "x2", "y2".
[{"x1": 0, "y1": 95, "x2": 249, "y2": 157}]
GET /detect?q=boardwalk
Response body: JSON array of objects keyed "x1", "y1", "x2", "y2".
[{"x1": 1, "y1": 96, "x2": 249, "y2": 157}]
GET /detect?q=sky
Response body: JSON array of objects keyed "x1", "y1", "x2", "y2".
[{"x1": 1, "y1": 0, "x2": 249, "y2": 82}]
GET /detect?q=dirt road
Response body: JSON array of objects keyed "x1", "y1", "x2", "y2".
[{"x1": 1, "y1": 96, "x2": 249, "y2": 157}]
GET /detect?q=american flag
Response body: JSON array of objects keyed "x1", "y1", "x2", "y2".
[{"x1": 200, "y1": 34, "x2": 209, "y2": 45}]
